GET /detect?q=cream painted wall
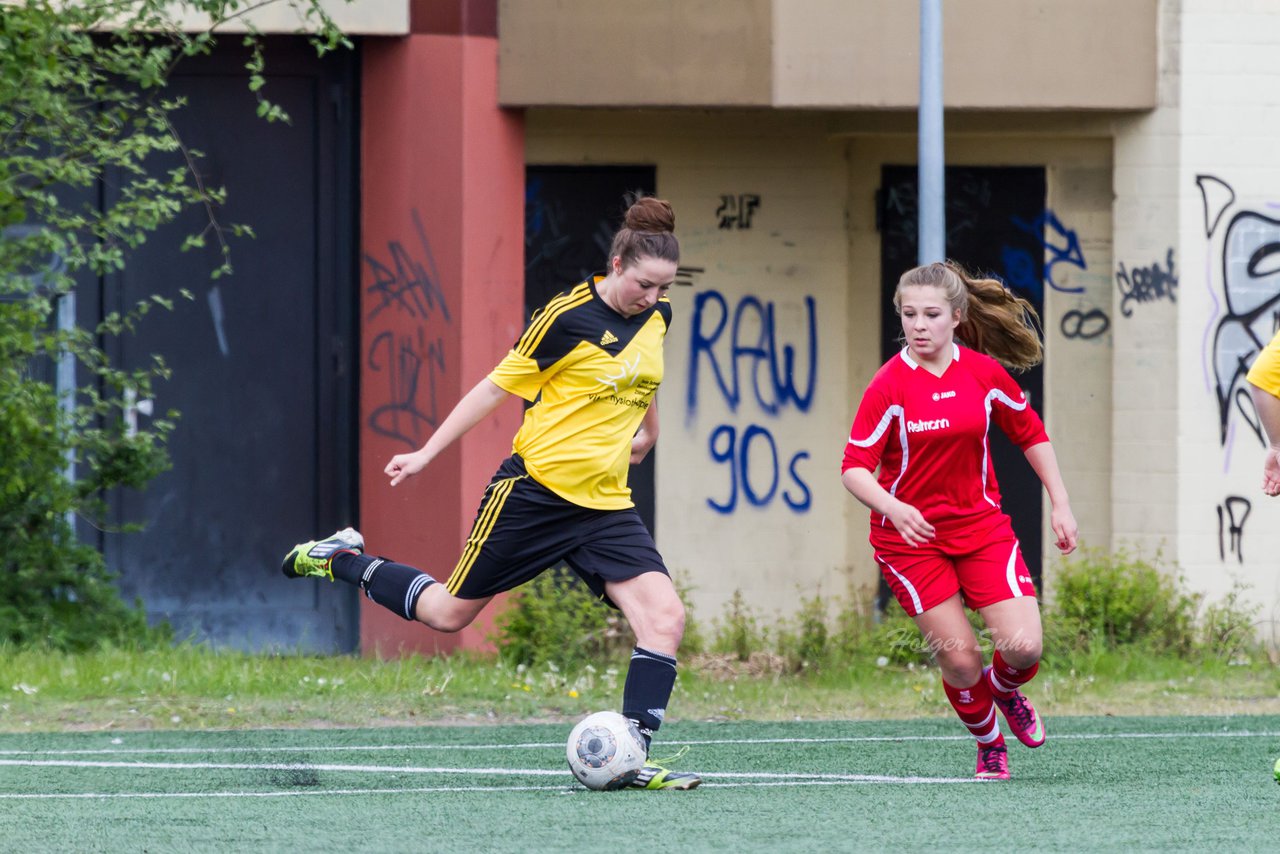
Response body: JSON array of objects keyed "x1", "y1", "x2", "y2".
[
  {"x1": 1173, "y1": 0, "x2": 1280, "y2": 635},
  {"x1": 843, "y1": 135, "x2": 1115, "y2": 604},
  {"x1": 772, "y1": 0, "x2": 1157, "y2": 110},
  {"x1": 527, "y1": 110, "x2": 1117, "y2": 626},
  {"x1": 1110, "y1": 1, "x2": 1182, "y2": 564},
  {"x1": 525, "y1": 111, "x2": 851, "y2": 627},
  {"x1": 166, "y1": 0, "x2": 409, "y2": 34}
]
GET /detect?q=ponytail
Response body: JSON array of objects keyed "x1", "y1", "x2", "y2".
[{"x1": 895, "y1": 261, "x2": 1043, "y2": 372}]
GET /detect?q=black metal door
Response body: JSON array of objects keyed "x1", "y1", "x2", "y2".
[
  {"x1": 878, "y1": 165, "x2": 1047, "y2": 599},
  {"x1": 524, "y1": 166, "x2": 658, "y2": 534},
  {"x1": 99, "y1": 40, "x2": 359, "y2": 651}
]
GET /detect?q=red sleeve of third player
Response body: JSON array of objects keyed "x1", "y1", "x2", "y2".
[
  {"x1": 986, "y1": 359, "x2": 1049, "y2": 450},
  {"x1": 842, "y1": 371, "x2": 900, "y2": 475}
]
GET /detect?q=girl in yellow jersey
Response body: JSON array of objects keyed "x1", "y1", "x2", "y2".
[
  {"x1": 1247, "y1": 329, "x2": 1280, "y2": 496},
  {"x1": 283, "y1": 197, "x2": 699, "y2": 789}
]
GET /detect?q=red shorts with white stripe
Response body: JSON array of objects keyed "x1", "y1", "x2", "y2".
[{"x1": 872, "y1": 512, "x2": 1036, "y2": 617}]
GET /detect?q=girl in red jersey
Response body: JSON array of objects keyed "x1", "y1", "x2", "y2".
[{"x1": 841, "y1": 261, "x2": 1078, "y2": 780}]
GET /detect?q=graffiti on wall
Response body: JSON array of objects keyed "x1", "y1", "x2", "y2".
[
  {"x1": 1059, "y1": 308, "x2": 1110, "y2": 341},
  {"x1": 1117, "y1": 249, "x2": 1178, "y2": 317},
  {"x1": 717, "y1": 194, "x2": 762, "y2": 230},
  {"x1": 687, "y1": 289, "x2": 816, "y2": 514},
  {"x1": 363, "y1": 209, "x2": 453, "y2": 449},
  {"x1": 1008, "y1": 211, "x2": 1087, "y2": 296},
  {"x1": 1216, "y1": 494, "x2": 1252, "y2": 563},
  {"x1": 1197, "y1": 175, "x2": 1280, "y2": 452},
  {"x1": 1000, "y1": 209, "x2": 1112, "y2": 340}
]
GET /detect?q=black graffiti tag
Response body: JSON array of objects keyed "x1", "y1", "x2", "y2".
[
  {"x1": 1060, "y1": 308, "x2": 1111, "y2": 341},
  {"x1": 1216, "y1": 495, "x2": 1251, "y2": 563},
  {"x1": 366, "y1": 328, "x2": 446, "y2": 450},
  {"x1": 717, "y1": 194, "x2": 762, "y2": 230},
  {"x1": 1117, "y1": 248, "x2": 1178, "y2": 317}
]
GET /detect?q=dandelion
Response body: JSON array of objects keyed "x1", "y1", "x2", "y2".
[
  {"x1": 875, "y1": 656, "x2": 889, "y2": 667},
  {"x1": 568, "y1": 690, "x2": 579, "y2": 698}
]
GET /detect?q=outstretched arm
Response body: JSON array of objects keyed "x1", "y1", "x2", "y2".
[
  {"x1": 385, "y1": 378, "x2": 512, "y2": 486},
  {"x1": 630, "y1": 398, "x2": 659, "y2": 464},
  {"x1": 1250, "y1": 382, "x2": 1280, "y2": 497},
  {"x1": 1023, "y1": 441, "x2": 1078, "y2": 554}
]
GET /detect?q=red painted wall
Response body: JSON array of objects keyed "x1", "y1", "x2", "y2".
[{"x1": 359, "y1": 34, "x2": 525, "y2": 657}]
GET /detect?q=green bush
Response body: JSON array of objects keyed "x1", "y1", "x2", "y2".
[
  {"x1": 491, "y1": 567, "x2": 634, "y2": 669},
  {"x1": 0, "y1": 0, "x2": 345, "y2": 650},
  {"x1": 1196, "y1": 578, "x2": 1262, "y2": 663},
  {"x1": 491, "y1": 551, "x2": 1267, "y2": 675},
  {"x1": 776, "y1": 594, "x2": 830, "y2": 673},
  {"x1": 710, "y1": 589, "x2": 769, "y2": 662},
  {"x1": 0, "y1": 317, "x2": 169, "y2": 650},
  {"x1": 1045, "y1": 547, "x2": 1200, "y2": 656}
]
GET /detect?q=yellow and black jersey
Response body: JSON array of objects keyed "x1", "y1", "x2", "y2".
[
  {"x1": 1247, "y1": 329, "x2": 1280, "y2": 397},
  {"x1": 487, "y1": 275, "x2": 671, "y2": 509}
]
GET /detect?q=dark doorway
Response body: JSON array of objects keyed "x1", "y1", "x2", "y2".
[
  {"x1": 524, "y1": 166, "x2": 659, "y2": 535},
  {"x1": 96, "y1": 40, "x2": 360, "y2": 652},
  {"x1": 877, "y1": 165, "x2": 1048, "y2": 605}
]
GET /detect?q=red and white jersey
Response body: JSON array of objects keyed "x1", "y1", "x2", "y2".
[{"x1": 842, "y1": 344, "x2": 1048, "y2": 535}]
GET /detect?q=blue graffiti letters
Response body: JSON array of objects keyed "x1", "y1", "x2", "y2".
[
  {"x1": 706, "y1": 423, "x2": 812, "y2": 514},
  {"x1": 1011, "y1": 210, "x2": 1086, "y2": 294},
  {"x1": 687, "y1": 291, "x2": 817, "y2": 416}
]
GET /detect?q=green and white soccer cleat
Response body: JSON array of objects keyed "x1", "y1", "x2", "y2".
[
  {"x1": 627, "y1": 751, "x2": 701, "y2": 790},
  {"x1": 281, "y1": 528, "x2": 364, "y2": 580}
]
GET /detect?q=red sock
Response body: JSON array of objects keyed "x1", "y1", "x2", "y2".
[
  {"x1": 986, "y1": 649, "x2": 1039, "y2": 698},
  {"x1": 943, "y1": 678, "x2": 1004, "y2": 746}
]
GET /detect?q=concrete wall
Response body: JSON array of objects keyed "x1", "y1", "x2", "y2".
[
  {"x1": 1173, "y1": 0, "x2": 1280, "y2": 632},
  {"x1": 774, "y1": 0, "x2": 1158, "y2": 110},
  {"x1": 169, "y1": 0, "x2": 410, "y2": 34},
  {"x1": 526, "y1": 110, "x2": 1117, "y2": 626},
  {"x1": 526, "y1": 110, "x2": 851, "y2": 624},
  {"x1": 1106, "y1": 0, "x2": 1280, "y2": 633},
  {"x1": 360, "y1": 34, "x2": 525, "y2": 656},
  {"x1": 500, "y1": 0, "x2": 1157, "y2": 110}
]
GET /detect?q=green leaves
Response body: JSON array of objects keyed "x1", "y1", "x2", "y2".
[{"x1": 0, "y1": 0, "x2": 350, "y2": 649}]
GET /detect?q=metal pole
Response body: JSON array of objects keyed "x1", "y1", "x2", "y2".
[
  {"x1": 918, "y1": 0, "x2": 945, "y2": 265},
  {"x1": 57, "y1": 289, "x2": 76, "y2": 529}
]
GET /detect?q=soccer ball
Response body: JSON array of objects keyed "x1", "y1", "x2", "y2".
[{"x1": 566, "y1": 711, "x2": 647, "y2": 791}]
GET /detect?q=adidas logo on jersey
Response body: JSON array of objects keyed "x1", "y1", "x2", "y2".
[
  {"x1": 906, "y1": 417, "x2": 950, "y2": 433},
  {"x1": 600, "y1": 330, "x2": 618, "y2": 346}
]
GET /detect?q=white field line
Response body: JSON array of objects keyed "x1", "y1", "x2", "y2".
[
  {"x1": 1, "y1": 727, "x2": 1272, "y2": 800},
  {"x1": 0, "y1": 778, "x2": 986, "y2": 800},
  {"x1": 0, "y1": 758, "x2": 980, "y2": 801},
  {"x1": 0, "y1": 757, "x2": 969, "y2": 785},
  {"x1": 1, "y1": 728, "x2": 1278, "y2": 758}
]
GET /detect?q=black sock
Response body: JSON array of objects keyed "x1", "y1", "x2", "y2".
[
  {"x1": 622, "y1": 646, "x2": 677, "y2": 753},
  {"x1": 330, "y1": 552, "x2": 435, "y2": 621}
]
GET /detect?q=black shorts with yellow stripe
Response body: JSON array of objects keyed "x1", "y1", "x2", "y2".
[{"x1": 445, "y1": 454, "x2": 669, "y2": 606}]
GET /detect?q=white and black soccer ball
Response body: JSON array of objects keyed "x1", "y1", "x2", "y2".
[{"x1": 565, "y1": 711, "x2": 647, "y2": 791}]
